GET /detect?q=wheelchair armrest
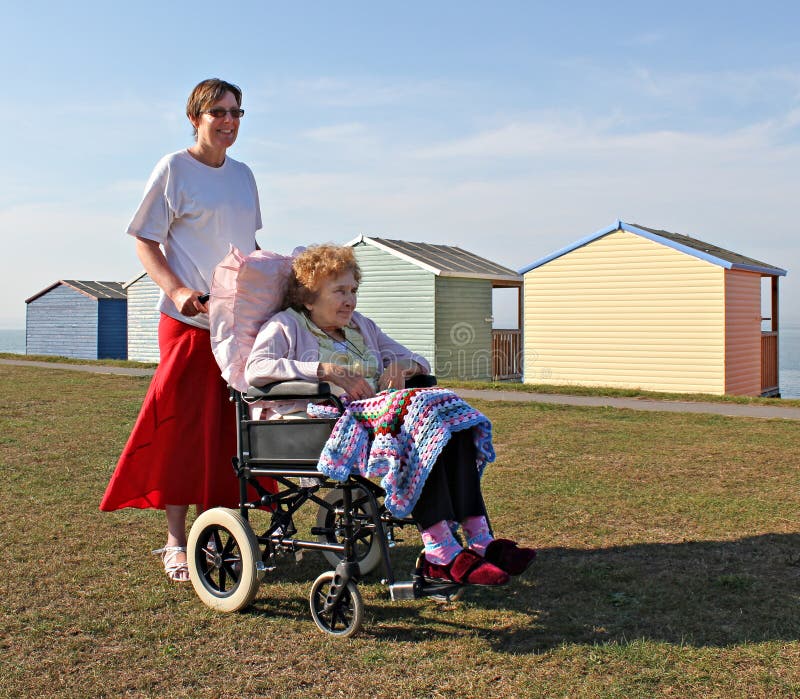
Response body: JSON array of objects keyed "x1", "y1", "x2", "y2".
[
  {"x1": 245, "y1": 380, "x2": 333, "y2": 400},
  {"x1": 406, "y1": 374, "x2": 437, "y2": 388},
  {"x1": 244, "y1": 374, "x2": 435, "y2": 401}
]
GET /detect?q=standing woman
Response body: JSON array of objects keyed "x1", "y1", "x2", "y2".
[{"x1": 100, "y1": 79, "x2": 261, "y2": 582}]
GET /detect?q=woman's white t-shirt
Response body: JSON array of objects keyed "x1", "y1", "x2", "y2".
[{"x1": 127, "y1": 149, "x2": 261, "y2": 330}]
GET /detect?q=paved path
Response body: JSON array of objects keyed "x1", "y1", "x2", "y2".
[
  {"x1": 3, "y1": 358, "x2": 800, "y2": 421},
  {"x1": 456, "y1": 388, "x2": 800, "y2": 421},
  {"x1": 0, "y1": 358, "x2": 155, "y2": 377}
]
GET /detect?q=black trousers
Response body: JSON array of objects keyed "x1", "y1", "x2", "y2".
[{"x1": 411, "y1": 430, "x2": 487, "y2": 530}]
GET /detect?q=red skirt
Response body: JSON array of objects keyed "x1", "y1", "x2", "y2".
[{"x1": 100, "y1": 314, "x2": 252, "y2": 511}]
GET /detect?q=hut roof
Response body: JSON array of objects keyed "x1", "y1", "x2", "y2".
[
  {"x1": 346, "y1": 235, "x2": 522, "y2": 286},
  {"x1": 122, "y1": 272, "x2": 149, "y2": 289},
  {"x1": 520, "y1": 220, "x2": 787, "y2": 277},
  {"x1": 26, "y1": 280, "x2": 127, "y2": 304}
]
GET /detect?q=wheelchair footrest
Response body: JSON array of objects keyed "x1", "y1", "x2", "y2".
[
  {"x1": 389, "y1": 580, "x2": 419, "y2": 600},
  {"x1": 389, "y1": 578, "x2": 464, "y2": 601}
]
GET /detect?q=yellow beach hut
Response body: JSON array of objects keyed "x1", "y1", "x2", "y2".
[{"x1": 521, "y1": 221, "x2": 787, "y2": 396}]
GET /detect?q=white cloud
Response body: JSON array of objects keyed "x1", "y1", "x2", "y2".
[
  {"x1": 412, "y1": 108, "x2": 800, "y2": 163},
  {"x1": 625, "y1": 32, "x2": 663, "y2": 47},
  {"x1": 303, "y1": 122, "x2": 371, "y2": 143},
  {"x1": 5, "y1": 91, "x2": 798, "y2": 328},
  {"x1": 626, "y1": 66, "x2": 800, "y2": 113},
  {"x1": 103, "y1": 179, "x2": 148, "y2": 196},
  {"x1": 251, "y1": 107, "x2": 799, "y2": 323},
  {"x1": 412, "y1": 120, "x2": 575, "y2": 158},
  {"x1": 258, "y1": 76, "x2": 451, "y2": 109}
]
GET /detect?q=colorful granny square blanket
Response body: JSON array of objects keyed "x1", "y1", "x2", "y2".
[{"x1": 315, "y1": 387, "x2": 494, "y2": 518}]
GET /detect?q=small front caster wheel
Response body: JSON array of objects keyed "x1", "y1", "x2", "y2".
[{"x1": 309, "y1": 570, "x2": 364, "y2": 638}]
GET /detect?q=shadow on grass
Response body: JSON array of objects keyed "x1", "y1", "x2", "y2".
[
  {"x1": 228, "y1": 534, "x2": 800, "y2": 652},
  {"x1": 490, "y1": 532, "x2": 800, "y2": 653},
  {"x1": 240, "y1": 543, "x2": 512, "y2": 634}
]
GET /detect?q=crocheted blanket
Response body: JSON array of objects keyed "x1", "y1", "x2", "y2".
[{"x1": 314, "y1": 387, "x2": 494, "y2": 518}]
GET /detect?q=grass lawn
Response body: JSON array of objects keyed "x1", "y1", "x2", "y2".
[{"x1": 1, "y1": 364, "x2": 799, "y2": 698}]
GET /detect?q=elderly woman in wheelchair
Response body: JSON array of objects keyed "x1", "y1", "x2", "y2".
[
  {"x1": 245, "y1": 244, "x2": 535, "y2": 584},
  {"x1": 187, "y1": 243, "x2": 534, "y2": 637}
]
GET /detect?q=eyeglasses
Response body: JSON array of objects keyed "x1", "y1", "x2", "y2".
[{"x1": 204, "y1": 108, "x2": 245, "y2": 119}]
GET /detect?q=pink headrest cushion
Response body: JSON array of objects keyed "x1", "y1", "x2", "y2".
[{"x1": 209, "y1": 246, "x2": 298, "y2": 392}]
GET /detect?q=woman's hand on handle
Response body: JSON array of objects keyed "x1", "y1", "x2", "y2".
[{"x1": 170, "y1": 287, "x2": 208, "y2": 317}]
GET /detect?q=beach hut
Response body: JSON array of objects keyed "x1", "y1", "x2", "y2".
[
  {"x1": 521, "y1": 221, "x2": 787, "y2": 397},
  {"x1": 347, "y1": 236, "x2": 523, "y2": 381},
  {"x1": 25, "y1": 280, "x2": 128, "y2": 360},
  {"x1": 124, "y1": 272, "x2": 161, "y2": 362}
]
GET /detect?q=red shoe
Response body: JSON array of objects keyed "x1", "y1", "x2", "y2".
[
  {"x1": 483, "y1": 539, "x2": 537, "y2": 576},
  {"x1": 421, "y1": 549, "x2": 509, "y2": 586}
]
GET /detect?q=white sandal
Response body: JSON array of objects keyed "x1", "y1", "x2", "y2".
[{"x1": 152, "y1": 546, "x2": 190, "y2": 583}]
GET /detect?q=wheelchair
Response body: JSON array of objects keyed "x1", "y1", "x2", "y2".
[{"x1": 186, "y1": 375, "x2": 467, "y2": 638}]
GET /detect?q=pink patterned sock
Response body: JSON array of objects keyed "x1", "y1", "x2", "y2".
[
  {"x1": 462, "y1": 515, "x2": 494, "y2": 555},
  {"x1": 421, "y1": 520, "x2": 463, "y2": 565}
]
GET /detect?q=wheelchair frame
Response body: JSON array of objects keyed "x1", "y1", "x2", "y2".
[{"x1": 186, "y1": 377, "x2": 465, "y2": 638}]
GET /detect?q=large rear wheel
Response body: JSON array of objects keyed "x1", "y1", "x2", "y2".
[{"x1": 187, "y1": 508, "x2": 262, "y2": 612}]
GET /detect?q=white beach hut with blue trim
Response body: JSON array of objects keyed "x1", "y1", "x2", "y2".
[{"x1": 25, "y1": 280, "x2": 128, "y2": 360}]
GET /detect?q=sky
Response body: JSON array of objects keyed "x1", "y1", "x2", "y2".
[{"x1": 1, "y1": 0, "x2": 798, "y2": 329}]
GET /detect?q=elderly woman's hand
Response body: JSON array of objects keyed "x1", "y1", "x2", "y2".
[
  {"x1": 378, "y1": 361, "x2": 426, "y2": 392},
  {"x1": 318, "y1": 362, "x2": 375, "y2": 401},
  {"x1": 378, "y1": 363, "x2": 408, "y2": 391}
]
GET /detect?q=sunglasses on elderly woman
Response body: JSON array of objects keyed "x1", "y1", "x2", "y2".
[{"x1": 204, "y1": 108, "x2": 245, "y2": 119}]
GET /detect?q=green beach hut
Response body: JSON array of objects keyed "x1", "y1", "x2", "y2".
[{"x1": 346, "y1": 236, "x2": 522, "y2": 381}]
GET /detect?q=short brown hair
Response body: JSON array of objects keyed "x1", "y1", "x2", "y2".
[
  {"x1": 286, "y1": 245, "x2": 362, "y2": 310},
  {"x1": 186, "y1": 78, "x2": 242, "y2": 138}
]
